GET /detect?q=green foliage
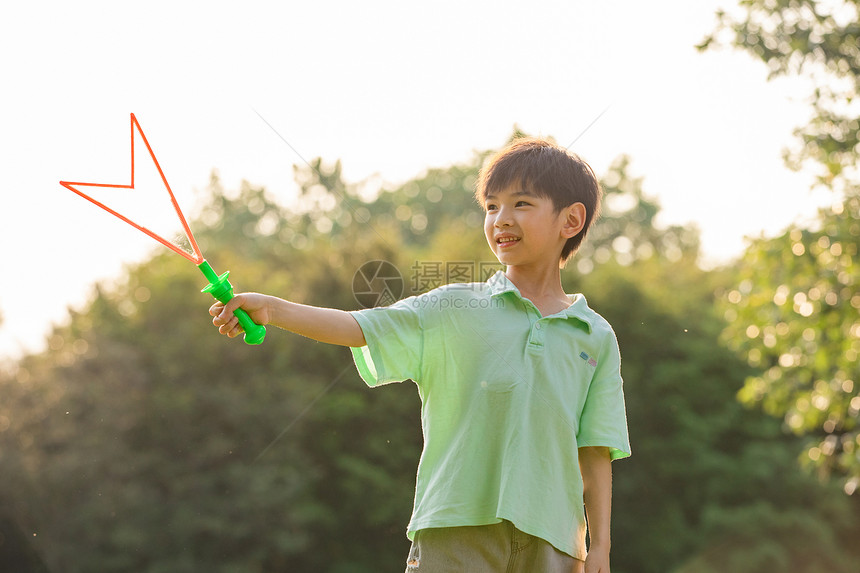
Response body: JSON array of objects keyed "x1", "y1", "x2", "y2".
[
  {"x1": 575, "y1": 155, "x2": 700, "y2": 272},
  {"x1": 702, "y1": 0, "x2": 860, "y2": 488},
  {"x1": 699, "y1": 0, "x2": 860, "y2": 185},
  {"x1": 675, "y1": 500, "x2": 860, "y2": 573},
  {"x1": 1, "y1": 176, "x2": 422, "y2": 572},
  {"x1": 2, "y1": 133, "x2": 859, "y2": 571},
  {"x1": 577, "y1": 258, "x2": 860, "y2": 573},
  {"x1": 719, "y1": 194, "x2": 860, "y2": 489}
]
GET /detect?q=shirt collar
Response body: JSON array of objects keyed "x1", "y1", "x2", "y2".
[
  {"x1": 486, "y1": 270, "x2": 519, "y2": 297},
  {"x1": 486, "y1": 271, "x2": 594, "y2": 332}
]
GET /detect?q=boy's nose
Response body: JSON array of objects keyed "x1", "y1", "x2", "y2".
[
  {"x1": 491, "y1": 206, "x2": 512, "y2": 225},
  {"x1": 494, "y1": 211, "x2": 513, "y2": 227}
]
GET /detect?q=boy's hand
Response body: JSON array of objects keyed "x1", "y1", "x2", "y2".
[
  {"x1": 210, "y1": 293, "x2": 366, "y2": 347},
  {"x1": 210, "y1": 293, "x2": 270, "y2": 338},
  {"x1": 583, "y1": 546, "x2": 610, "y2": 573}
]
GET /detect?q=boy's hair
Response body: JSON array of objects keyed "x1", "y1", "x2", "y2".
[{"x1": 475, "y1": 137, "x2": 601, "y2": 263}]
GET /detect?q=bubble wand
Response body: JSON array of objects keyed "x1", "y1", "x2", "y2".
[{"x1": 59, "y1": 113, "x2": 266, "y2": 345}]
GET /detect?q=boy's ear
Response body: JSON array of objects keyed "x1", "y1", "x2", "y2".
[{"x1": 561, "y1": 203, "x2": 587, "y2": 239}]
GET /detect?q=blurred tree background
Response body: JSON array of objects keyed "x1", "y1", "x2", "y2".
[
  {"x1": 701, "y1": 0, "x2": 860, "y2": 493},
  {"x1": 1, "y1": 2, "x2": 858, "y2": 571},
  {"x1": 2, "y1": 133, "x2": 859, "y2": 572}
]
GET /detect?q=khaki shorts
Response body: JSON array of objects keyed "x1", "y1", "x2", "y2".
[{"x1": 404, "y1": 520, "x2": 583, "y2": 573}]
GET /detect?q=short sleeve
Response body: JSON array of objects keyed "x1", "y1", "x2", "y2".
[
  {"x1": 577, "y1": 329, "x2": 631, "y2": 460},
  {"x1": 349, "y1": 296, "x2": 423, "y2": 387}
]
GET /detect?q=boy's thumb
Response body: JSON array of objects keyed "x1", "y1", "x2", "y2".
[{"x1": 220, "y1": 295, "x2": 244, "y2": 318}]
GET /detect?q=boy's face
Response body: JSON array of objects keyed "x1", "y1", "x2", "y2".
[{"x1": 483, "y1": 186, "x2": 580, "y2": 268}]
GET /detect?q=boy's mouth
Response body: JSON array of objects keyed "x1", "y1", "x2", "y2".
[{"x1": 496, "y1": 235, "x2": 521, "y2": 248}]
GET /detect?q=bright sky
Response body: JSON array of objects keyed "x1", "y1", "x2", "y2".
[{"x1": 0, "y1": 1, "x2": 834, "y2": 359}]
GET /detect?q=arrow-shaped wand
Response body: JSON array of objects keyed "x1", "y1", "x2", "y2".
[{"x1": 60, "y1": 113, "x2": 266, "y2": 345}]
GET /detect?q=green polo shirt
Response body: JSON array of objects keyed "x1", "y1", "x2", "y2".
[{"x1": 349, "y1": 271, "x2": 630, "y2": 560}]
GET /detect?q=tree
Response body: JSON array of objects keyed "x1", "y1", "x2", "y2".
[
  {"x1": 701, "y1": 0, "x2": 860, "y2": 489},
  {"x1": 699, "y1": 0, "x2": 860, "y2": 186},
  {"x1": 568, "y1": 256, "x2": 860, "y2": 573},
  {"x1": 719, "y1": 196, "x2": 860, "y2": 491}
]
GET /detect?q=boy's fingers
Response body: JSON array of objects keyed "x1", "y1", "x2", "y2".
[
  {"x1": 228, "y1": 319, "x2": 245, "y2": 338},
  {"x1": 219, "y1": 294, "x2": 246, "y2": 318},
  {"x1": 211, "y1": 306, "x2": 229, "y2": 327},
  {"x1": 218, "y1": 315, "x2": 240, "y2": 336},
  {"x1": 209, "y1": 295, "x2": 253, "y2": 335},
  {"x1": 211, "y1": 296, "x2": 244, "y2": 323},
  {"x1": 209, "y1": 302, "x2": 225, "y2": 317}
]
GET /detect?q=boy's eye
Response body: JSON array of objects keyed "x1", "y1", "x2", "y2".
[
  {"x1": 516, "y1": 201, "x2": 530, "y2": 207},
  {"x1": 486, "y1": 203, "x2": 498, "y2": 211}
]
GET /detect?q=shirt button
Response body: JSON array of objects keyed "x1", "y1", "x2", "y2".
[{"x1": 535, "y1": 322, "x2": 542, "y2": 330}]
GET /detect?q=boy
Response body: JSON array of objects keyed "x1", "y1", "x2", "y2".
[{"x1": 211, "y1": 138, "x2": 630, "y2": 572}]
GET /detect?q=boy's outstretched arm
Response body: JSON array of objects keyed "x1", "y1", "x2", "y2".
[
  {"x1": 210, "y1": 293, "x2": 366, "y2": 347},
  {"x1": 579, "y1": 446, "x2": 613, "y2": 573}
]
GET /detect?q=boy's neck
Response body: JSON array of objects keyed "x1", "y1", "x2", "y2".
[{"x1": 504, "y1": 263, "x2": 568, "y2": 306}]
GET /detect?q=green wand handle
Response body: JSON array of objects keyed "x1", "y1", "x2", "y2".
[{"x1": 198, "y1": 260, "x2": 266, "y2": 345}]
